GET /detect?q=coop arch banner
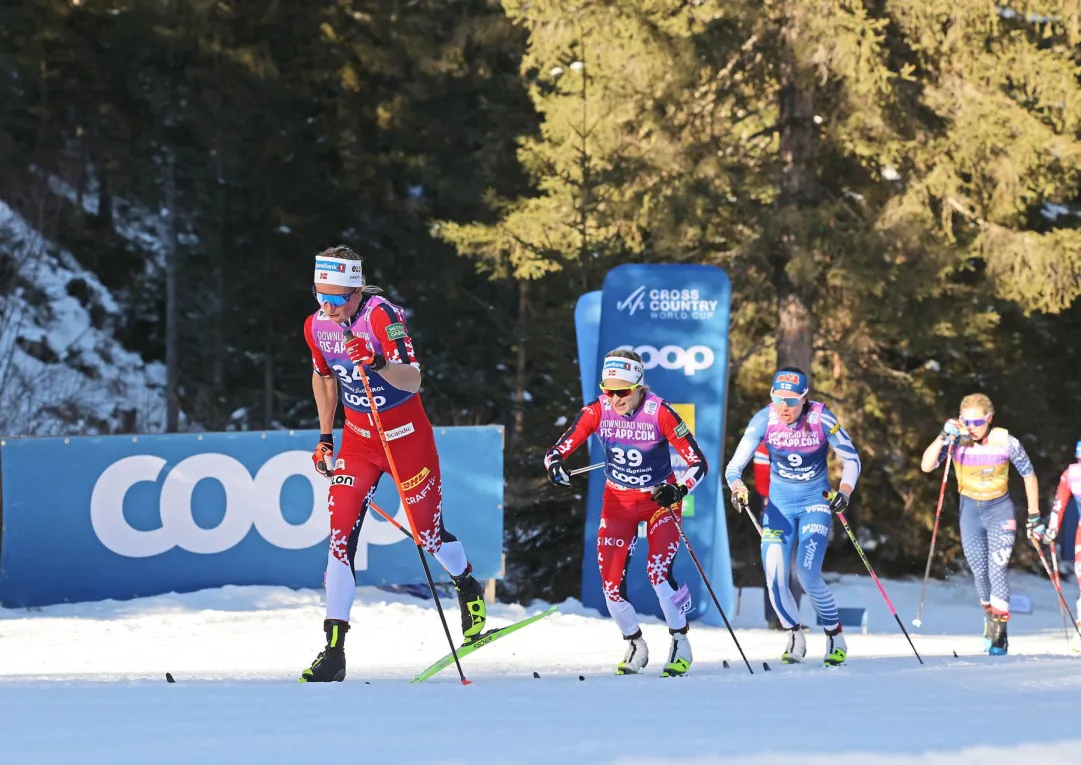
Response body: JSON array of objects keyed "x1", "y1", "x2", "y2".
[
  {"x1": 576, "y1": 264, "x2": 734, "y2": 624},
  {"x1": 0, "y1": 427, "x2": 503, "y2": 608}
]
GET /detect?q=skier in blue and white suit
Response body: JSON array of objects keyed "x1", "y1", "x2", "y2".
[{"x1": 725, "y1": 367, "x2": 862, "y2": 666}]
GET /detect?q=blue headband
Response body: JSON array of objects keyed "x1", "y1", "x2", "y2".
[{"x1": 772, "y1": 370, "x2": 808, "y2": 395}]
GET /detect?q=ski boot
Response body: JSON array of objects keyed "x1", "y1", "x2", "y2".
[
  {"x1": 298, "y1": 619, "x2": 349, "y2": 683},
  {"x1": 988, "y1": 613, "x2": 1009, "y2": 656},
  {"x1": 451, "y1": 567, "x2": 487, "y2": 642},
  {"x1": 981, "y1": 603, "x2": 994, "y2": 651},
  {"x1": 661, "y1": 626, "x2": 692, "y2": 677},
  {"x1": 781, "y1": 625, "x2": 807, "y2": 664},
  {"x1": 616, "y1": 629, "x2": 649, "y2": 675},
  {"x1": 824, "y1": 625, "x2": 847, "y2": 667}
]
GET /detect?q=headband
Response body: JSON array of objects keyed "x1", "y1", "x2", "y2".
[
  {"x1": 314, "y1": 256, "x2": 364, "y2": 288},
  {"x1": 601, "y1": 355, "x2": 645, "y2": 389},
  {"x1": 772, "y1": 370, "x2": 808, "y2": 395}
]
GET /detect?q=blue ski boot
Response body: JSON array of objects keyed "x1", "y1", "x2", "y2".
[{"x1": 987, "y1": 614, "x2": 1008, "y2": 656}]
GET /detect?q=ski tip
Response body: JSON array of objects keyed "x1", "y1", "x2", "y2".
[
  {"x1": 763, "y1": 662, "x2": 771, "y2": 672},
  {"x1": 578, "y1": 675, "x2": 585, "y2": 681},
  {"x1": 533, "y1": 671, "x2": 540, "y2": 679},
  {"x1": 165, "y1": 672, "x2": 175, "y2": 684},
  {"x1": 722, "y1": 660, "x2": 730, "y2": 669},
  {"x1": 952, "y1": 650, "x2": 958, "y2": 658}
]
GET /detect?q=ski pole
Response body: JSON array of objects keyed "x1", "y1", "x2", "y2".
[
  {"x1": 1051, "y1": 544, "x2": 1074, "y2": 649},
  {"x1": 664, "y1": 502, "x2": 754, "y2": 675},
  {"x1": 569, "y1": 462, "x2": 605, "y2": 476},
  {"x1": 914, "y1": 438, "x2": 956, "y2": 628},
  {"x1": 343, "y1": 329, "x2": 470, "y2": 685},
  {"x1": 1030, "y1": 538, "x2": 1081, "y2": 641},
  {"x1": 826, "y1": 491, "x2": 924, "y2": 664}
]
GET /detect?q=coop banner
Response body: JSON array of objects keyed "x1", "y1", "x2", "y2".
[
  {"x1": 576, "y1": 264, "x2": 734, "y2": 624},
  {"x1": 0, "y1": 427, "x2": 504, "y2": 608}
]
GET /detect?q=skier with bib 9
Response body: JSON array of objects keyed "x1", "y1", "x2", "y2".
[
  {"x1": 919, "y1": 393, "x2": 1040, "y2": 656},
  {"x1": 544, "y1": 349, "x2": 709, "y2": 676},
  {"x1": 298, "y1": 246, "x2": 486, "y2": 682},
  {"x1": 725, "y1": 368, "x2": 862, "y2": 667}
]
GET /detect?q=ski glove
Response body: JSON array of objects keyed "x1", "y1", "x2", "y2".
[
  {"x1": 344, "y1": 334, "x2": 386, "y2": 371},
  {"x1": 652, "y1": 482, "x2": 688, "y2": 509},
  {"x1": 941, "y1": 419, "x2": 962, "y2": 440},
  {"x1": 546, "y1": 454, "x2": 571, "y2": 487},
  {"x1": 1026, "y1": 515, "x2": 1046, "y2": 543},
  {"x1": 313, "y1": 435, "x2": 334, "y2": 477},
  {"x1": 729, "y1": 482, "x2": 750, "y2": 513},
  {"x1": 827, "y1": 489, "x2": 850, "y2": 515}
]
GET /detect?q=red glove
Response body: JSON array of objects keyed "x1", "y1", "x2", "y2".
[
  {"x1": 312, "y1": 438, "x2": 334, "y2": 477},
  {"x1": 344, "y1": 334, "x2": 387, "y2": 371}
]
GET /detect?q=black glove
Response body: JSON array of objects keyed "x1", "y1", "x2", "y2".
[
  {"x1": 652, "y1": 482, "x2": 688, "y2": 508},
  {"x1": 826, "y1": 490, "x2": 850, "y2": 514},
  {"x1": 546, "y1": 453, "x2": 571, "y2": 487}
]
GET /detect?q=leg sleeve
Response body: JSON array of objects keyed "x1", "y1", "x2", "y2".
[
  {"x1": 645, "y1": 501, "x2": 689, "y2": 631},
  {"x1": 983, "y1": 497, "x2": 1016, "y2": 616},
  {"x1": 959, "y1": 500, "x2": 992, "y2": 606},
  {"x1": 598, "y1": 493, "x2": 641, "y2": 636},
  {"x1": 761, "y1": 502, "x2": 801, "y2": 629},
  {"x1": 794, "y1": 507, "x2": 838, "y2": 629},
  {"x1": 325, "y1": 453, "x2": 384, "y2": 622}
]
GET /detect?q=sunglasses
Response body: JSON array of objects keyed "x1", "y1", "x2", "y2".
[
  {"x1": 312, "y1": 285, "x2": 357, "y2": 308},
  {"x1": 961, "y1": 417, "x2": 989, "y2": 428},
  {"x1": 770, "y1": 393, "x2": 804, "y2": 408},
  {"x1": 600, "y1": 383, "x2": 640, "y2": 398}
]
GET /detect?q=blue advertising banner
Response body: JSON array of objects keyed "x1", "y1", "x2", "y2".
[
  {"x1": 0, "y1": 427, "x2": 504, "y2": 608},
  {"x1": 574, "y1": 291, "x2": 603, "y2": 405},
  {"x1": 577, "y1": 265, "x2": 734, "y2": 625}
]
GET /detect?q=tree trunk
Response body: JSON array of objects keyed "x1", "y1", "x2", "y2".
[
  {"x1": 774, "y1": 5, "x2": 818, "y2": 380},
  {"x1": 512, "y1": 281, "x2": 529, "y2": 442},
  {"x1": 164, "y1": 146, "x2": 179, "y2": 433}
]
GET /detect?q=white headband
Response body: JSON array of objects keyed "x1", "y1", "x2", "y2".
[
  {"x1": 600, "y1": 355, "x2": 645, "y2": 388},
  {"x1": 314, "y1": 256, "x2": 364, "y2": 288}
]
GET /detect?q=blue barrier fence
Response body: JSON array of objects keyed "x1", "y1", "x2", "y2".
[{"x1": 0, "y1": 427, "x2": 504, "y2": 608}]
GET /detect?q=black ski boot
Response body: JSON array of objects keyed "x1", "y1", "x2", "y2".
[
  {"x1": 988, "y1": 614, "x2": 1009, "y2": 656},
  {"x1": 451, "y1": 567, "x2": 487, "y2": 641},
  {"x1": 298, "y1": 619, "x2": 349, "y2": 682}
]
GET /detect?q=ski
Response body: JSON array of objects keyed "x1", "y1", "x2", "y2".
[{"x1": 410, "y1": 605, "x2": 559, "y2": 683}]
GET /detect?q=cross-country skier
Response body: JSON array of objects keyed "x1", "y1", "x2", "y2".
[
  {"x1": 752, "y1": 440, "x2": 804, "y2": 629},
  {"x1": 919, "y1": 392, "x2": 1040, "y2": 656},
  {"x1": 543, "y1": 349, "x2": 708, "y2": 677},
  {"x1": 1044, "y1": 440, "x2": 1081, "y2": 637},
  {"x1": 725, "y1": 368, "x2": 861, "y2": 667},
  {"x1": 298, "y1": 245, "x2": 486, "y2": 682}
]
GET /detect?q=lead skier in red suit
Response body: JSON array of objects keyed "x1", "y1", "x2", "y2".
[{"x1": 298, "y1": 245, "x2": 486, "y2": 683}]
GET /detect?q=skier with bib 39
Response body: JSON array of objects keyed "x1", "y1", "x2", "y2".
[
  {"x1": 725, "y1": 368, "x2": 861, "y2": 667},
  {"x1": 299, "y1": 246, "x2": 486, "y2": 682},
  {"x1": 544, "y1": 349, "x2": 709, "y2": 677}
]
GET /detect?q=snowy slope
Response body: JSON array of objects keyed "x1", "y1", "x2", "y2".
[
  {"x1": 0, "y1": 198, "x2": 166, "y2": 437},
  {"x1": 1, "y1": 572, "x2": 1079, "y2": 764}
]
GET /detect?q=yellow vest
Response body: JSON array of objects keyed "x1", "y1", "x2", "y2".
[{"x1": 952, "y1": 427, "x2": 1011, "y2": 501}]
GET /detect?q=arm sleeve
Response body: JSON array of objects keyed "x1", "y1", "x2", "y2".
[
  {"x1": 658, "y1": 402, "x2": 708, "y2": 494},
  {"x1": 821, "y1": 406, "x2": 862, "y2": 490},
  {"x1": 544, "y1": 402, "x2": 602, "y2": 468},
  {"x1": 1007, "y1": 436, "x2": 1035, "y2": 478},
  {"x1": 1051, "y1": 469, "x2": 1072, "y2": 533},
  {"x1": 304, "y1": 315, "x2": 333, "y2": 378},
  {"x1": 724, "y1": 408, "x2": 770, "y2": 487},
  {"x1": 369, "y1": 302, "x2": 420, "y2": 370}
]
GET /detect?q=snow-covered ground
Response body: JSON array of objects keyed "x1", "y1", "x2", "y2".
[{"x1": 1, "y1": 571, "x2": 1079, "y2": 764}]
